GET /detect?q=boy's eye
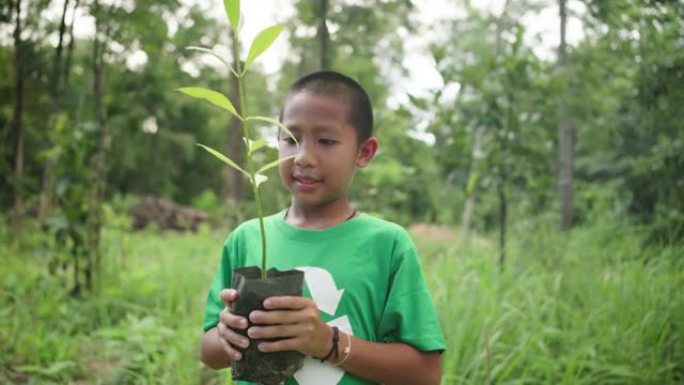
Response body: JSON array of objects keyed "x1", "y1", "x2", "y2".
[
  {"x1": 281, "y1": 137, "x2": 297, "y2": 145},
  {"x1": 319, "y1": 139, "x2": 336, "y2": 146}
]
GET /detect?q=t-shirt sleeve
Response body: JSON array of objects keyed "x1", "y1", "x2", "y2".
[
  {"x1": 202, "y1": 235, "x2": 234, "y2": 332},
  {"x1": 377, "y1": 229, "x2": 446, "y2": 353}
]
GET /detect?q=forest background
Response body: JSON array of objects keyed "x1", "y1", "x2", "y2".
[{"x1": 0, "y1": 0, "x2": 682, "y2": 383}]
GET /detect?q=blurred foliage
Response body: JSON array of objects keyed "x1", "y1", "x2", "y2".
[
  {"x1": 406, "y1": 0, "x2": 684, "y2": 239},
  {"x1": 0, "y1": 0, "x2": 683, "y2": 381},
  {"x1": 0, "y1": 0, "x2": 681, "y2": 240},
  {"x1": 1, "y1": 214, "x2": 682, "y2": 383}
]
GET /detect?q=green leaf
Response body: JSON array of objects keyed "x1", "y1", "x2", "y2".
[
  {"x1": 177, "y1": 87, "x2": 241, "y2": 119},
  {"x1": 185, "y1": 47, "x2": 240, "y2": 77},
  {"x1": 197, "y1": 144, "x2": 248, "y2": 177},
  {"x1": 466, "y1": 172, "x2": 479, "y2": 195},
  {"x1": 185, "y1": 46, "x2": 230, "y2": 68},
  {"x1": 241, "y1": 137, "x2": 267, "y2": 154},
  {"x1": 246, "y1": 116, "x2": 298, "y2": 145},
  {"x1": 224, "y1": 0, "x2": 240, "y2": 30},
  {"x1": 244, "y1": 25, "x2": 283, "y2": 72},
  {"x1": 249, "y1": 139, "x2": 267, "y2": 154},
  {"x1": 254, "y1": 173, "x2": 268, "y2": 187},
  {"x1": 43, "y1": 361, "x2": 75, "y2": 376},
  {"x1": 15, "y1": 361, "x2": 75, "y2": 376},
  {"x1": 407, "y1": 93, "x2": 428, "y2": 110},
  {"x1": 257, "y1": 155, "x2": 296, "y2": 174},
  {"x1": 13, "y1": 365, "x2": 42, "y2": 373}
]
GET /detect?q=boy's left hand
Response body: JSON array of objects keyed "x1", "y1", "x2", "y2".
[{"x1": 247, "y1": 296, "x2": 332, "y2": 359}]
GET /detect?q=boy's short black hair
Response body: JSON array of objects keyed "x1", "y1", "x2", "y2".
[{"x1": 280, "y1": 71, "x2": 373, "y2": 144}]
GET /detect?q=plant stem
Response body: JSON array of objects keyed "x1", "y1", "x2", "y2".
[{"x1": 232, "y1": 32, "x2": 268, "y2": 279}]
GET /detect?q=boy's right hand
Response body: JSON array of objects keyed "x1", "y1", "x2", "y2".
[{"x1": 217, "y1": 288, "x2": 250, "y2": 361}]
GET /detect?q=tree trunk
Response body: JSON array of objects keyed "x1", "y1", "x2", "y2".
[
  {"x1": 37, "y1": 156, "x2": 56, "y2": 222},
  {"x1": 498, "y1": 176, "x2": 507, "y2": 273},
  {"x1": 462, "y1": 0, "x2": 510, "y2": 240},
  {"x1": 318, "y1": 0, "x2": 330, "y2": 70},
  {"x1": 461, "y1": 125, "x2": 482, "y2": 237},
  {"x1": 86, "y1": 2, "x2": 114, "y2": 292},
  {"x1": 558, "y1": 0, "x2": 574, "y2": 230},
  {"x1": 224, "y1": 31, "x2": 244, "y2": 203},
  {"x1": 39, "y1": 0, "x2": 74, "y2": 222},
  {"x1": 498, "y1": 92, "x2": 514, "y2": 272},
  {"x1": 71, "y1": 230, "x2": 81, "y2": 296},
  {"x1": 51, "y1": 0, "x2": 69, "y2": 95},
  {"x1": 11, "y1": 0, "x2": 25, "y2": 227},
  {"x1": 496, "y1": 0, "x2": 511, "y2": 270},
  {"x1": 63, "y1": 0, "x2": 80, "y2": 86}
]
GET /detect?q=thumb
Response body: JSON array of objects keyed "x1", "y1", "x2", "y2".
[{"x1": 220, "y1": 288, "x2": 237, "y2": 306}]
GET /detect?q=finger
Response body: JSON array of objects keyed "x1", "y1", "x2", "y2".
[
  {"x1": 219, "y1": 334, "x2": 243, "y2": 361},
  {"x1": 220, "y1": 289, "x2": 238, "y2": 306},
  {"x1": 257, "y1": 337, "x2": 300, "y2": 353},
  {"x1": 249, "y1": 309, "x2": 303, "y2": 325},
  {"x1": 220, "y1": 325, "x2": 251, "y2": 349},
  {"x1": 248, "y1": 324, "x2": 307, "y2": 340},
  {"x1": 217, "y1": 323, "x2": 244, "y2": 360},
  {"x1": 220, "y1": 308, "x2": 248, "y2": 330},
  {"x1": 263, "y1": 296, "x2": 313, "y2": 310}
]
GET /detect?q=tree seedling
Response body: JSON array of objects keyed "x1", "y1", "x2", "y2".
[
  {"x1": 178, "y1": 1, "x2": 305, "y2": 383},
  {"x1": 178, "y1": 0, "x2": 297, "y2": 279}
]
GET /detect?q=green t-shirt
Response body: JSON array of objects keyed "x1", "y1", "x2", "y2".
[{"x1": 203, "y1": 211, "x2": 446, "y2": 385}]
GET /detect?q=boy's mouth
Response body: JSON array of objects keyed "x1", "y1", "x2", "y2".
[{"x1": 293, "y1": 174, "x2": 322, "y2": 190}]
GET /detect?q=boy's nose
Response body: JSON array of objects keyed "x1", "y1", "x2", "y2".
[{"x1": 294, "y1": 142, "x2": 316, "y2": 168}]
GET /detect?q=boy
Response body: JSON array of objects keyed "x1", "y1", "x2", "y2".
[{"x1": 200, "y1": 71, "x2": 445, "y2": 385}]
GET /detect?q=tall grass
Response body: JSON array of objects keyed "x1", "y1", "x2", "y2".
[
  {"x1": 1, "y1": 216, "x2": 681, "y2": 384},
  {"x1": 0, "y1": 222, "x2": 228, "y2": 384},
  {"x1": 419, "y1": 219, "x2": 683, "y2": 384}
]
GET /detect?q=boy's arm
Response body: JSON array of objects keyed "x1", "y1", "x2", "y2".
[
  {"x1": 201, "y1": 289, "x2": 250, "y2": 370},
  {"x1": 201, "y1": 327, "x2": 232, "y2": 369},
  {"x1": 261, "y1": 329, "x2": 441, "y2": 385},
  {"x1": 250, "y1": 296, "x2": 442, "y2": 385},
  {"x1": 335, "y1": 336, "x2": 441, "y2": 385}
]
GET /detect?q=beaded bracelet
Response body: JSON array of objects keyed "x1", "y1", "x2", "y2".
[
  {"x1": 334, "y1": 331, "x2": 352, "y2": 366},
  {"x1": 318, "y1": 326, "x2": 339, "y2": 363}
]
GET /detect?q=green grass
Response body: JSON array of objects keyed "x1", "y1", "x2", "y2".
[
  {"x1": 419, "y1": 219, "x2": 683, "y2": 385},
  {"x1": 0, "y1": 223, "x2": 227, "y2": 384},
  {"x1": 0, "y1": 217, "x2": 682, "y2": 384}
]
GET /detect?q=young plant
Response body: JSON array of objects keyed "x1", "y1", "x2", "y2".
[{"x1": 177, "y1": 0, "x2": 296, "y2": 279}]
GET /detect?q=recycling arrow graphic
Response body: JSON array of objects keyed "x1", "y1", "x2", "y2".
[
  {"x1": 294, "y1": 316, "x2": 353, "y2": 385},
  {"x1": 293, "y1": 266, "x2": 354, "y2": 385},
  {"x1": 296, "y1": 266, "x2": 345, "y2": 316}
]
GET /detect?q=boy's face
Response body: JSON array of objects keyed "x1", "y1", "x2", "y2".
[{"x1": 278, "y1": 91, "x2": 377, "y2": 211}]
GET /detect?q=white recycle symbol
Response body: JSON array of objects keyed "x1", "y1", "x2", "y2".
[{"x1": 293, "y1": 266, "x2": 354, "y2": 385}]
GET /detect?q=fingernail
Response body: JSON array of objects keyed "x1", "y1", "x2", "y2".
[
  {"x1": 241, "y1": 338, "x2": 249, "y2": 348},
  {"x1": 249, "y1": 311, "x2": 259, "y2": 322},
  {"x1": 263, "y1": 299, "x2": 272, "y2": 308},
  {"x1": 240, "y1": 319, "x2": 248, "y2": 328},
  {"x1": 233, "y1": 352, "x2": 241, "y2": 360}
]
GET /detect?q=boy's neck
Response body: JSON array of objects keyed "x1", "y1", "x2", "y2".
[{"x1": 285, "y1": 199, "x2": 356, "y2": 230}]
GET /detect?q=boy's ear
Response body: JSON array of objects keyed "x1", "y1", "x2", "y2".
[{"x1": 356, "y1": 137, "x2": 378, "y2": 168}]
